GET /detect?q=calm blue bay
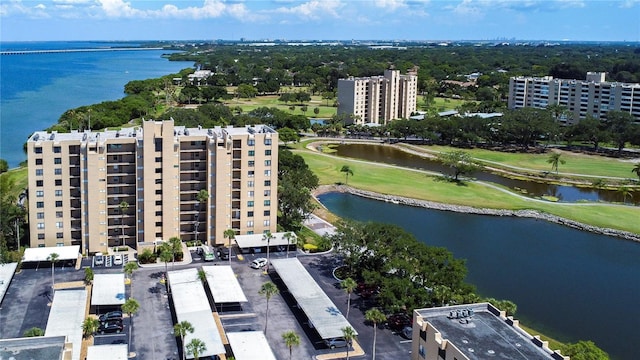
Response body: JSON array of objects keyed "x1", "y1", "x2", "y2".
[
  {"x1": 318, "y1": 192, "x2": 640, "y2": 360},
  {"x1": 0, "y1": 41, "x2": 193, "y2": 167}
]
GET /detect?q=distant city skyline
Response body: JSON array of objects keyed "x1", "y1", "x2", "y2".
[{"x1": 1, "y1": 0, "x2": 639, "y2": 42}]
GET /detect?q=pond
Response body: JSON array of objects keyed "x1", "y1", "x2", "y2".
[
  {"x1": 333, "y1": 143, "x2": 639, "y2": 204},
  {"x1": 318, "y1": 192, "x2": 640, "y2": 360}
]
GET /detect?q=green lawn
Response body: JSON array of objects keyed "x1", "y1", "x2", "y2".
[
  {"x1": 411, "y1": 144, "x2": 640, "y2": 179},
  {"x1": 1, "y1": 167, "x2": 28, "y2": 200},
  {"x1": 223, "y1": 88, "x2": 337, "y2": 119},
  {"x1": 298, "y1": 150, "x2": 640, "y2": 235},
  {"x1": 416, "y1": 96, "x2": 471, "y2": 112}
]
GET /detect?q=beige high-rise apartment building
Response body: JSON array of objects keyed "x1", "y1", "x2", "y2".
[
  {"x1": 508, "y1": 72, "x2": 640, "y2": 125},
  {"x1": 27, "y1": 120, "x2": 278, "y2": 254},
  {"x1": 337, "y1": 69, "x2": 417, "y2": 125}
]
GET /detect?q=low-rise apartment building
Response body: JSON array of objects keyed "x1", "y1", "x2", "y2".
[
  {"x1": 411, "y1": 303, "x2": 568, "y2": 360},
  {"x1": 337, "y1": 69, "x2": 417, "y2": 125},
  {"x1": 27, "y1": 120, "x2": 278, "y2": 254},
  {"x1": 508, "y1": 72, "x2": 640, "y2": 125}
]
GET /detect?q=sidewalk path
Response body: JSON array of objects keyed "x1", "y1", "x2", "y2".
[{"x1": 303, "y1": 214, "x2": 336, "y2": 237}]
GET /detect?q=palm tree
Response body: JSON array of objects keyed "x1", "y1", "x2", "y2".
[
  {"x1": 281, "y1": 331, "x2": 301, "y2": 360},
  {"x1": 547, "y1": 152, "x2": 565, "y2": 174},
  {"x1": 283, "y1": 232, "x2": 294, "y2": 258},
  {"x1": 262, "y1": 231, "x2": 275, "y2": 272},
  {"x1": 340, "y1": 165, "x2": 354, "y2": 185},
  {"x1": 84, "y1": 267, "x2": 94, "y2": 285},
  {"x1": 168, "y1": 236, "x2": 182, "y2": 269},
  {"x1": 197, "y1": 269, "x2": 207, "y2": 284},
  {"x1": 159, "y1": 246, "x2": 172, "y2": 275},
  {"x1": 122, "y1": 298, "x2": 140, "y2": 356},
  {"x1": 341, "y1": 277, "x2": 357, "y2": 320},
  {"x1": 82, "y1": 317, "x2": 100, "y2": 339},
  {"x1": 174, "y1": 321, "x2": 194, "y2": 360},
  {"x1": 632, "y1": 162, "x2": 640, "y2": 181},
  {"x1": 341, "y1": 326, "x2": 357, "y2": 360},
  {"x1": 186, "y1": 338, "x2": 206, "y2": 360},
  {"x1": 124, "y1": 261, "x2": 139, "y2": 282},
  {"x1": 119, "y1": 201, "x2": 129, "y2": 248},
  {"x1": 259, "y1": 281, "x2": 280, "y2": 333},
  {"x1": 48, "y1": 252, "x2": 59, "y2": 289},
  {"x1": 223, "y1": 229, "x2": 236, "y2": 265},
  {"x1": 365, "y1": 308, "x2": 387, "y2": 360},
  {"x1": 617, "y1": 186, "x2": 634, "y2": 204}
]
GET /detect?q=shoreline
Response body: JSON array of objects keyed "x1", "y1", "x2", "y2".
[{"x1": 313, "y1": 184, "x2": 640, "y2": 243}]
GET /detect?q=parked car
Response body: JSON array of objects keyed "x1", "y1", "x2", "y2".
[
  {"x1": 401, "y1": 326, "x2": 412, "y2": 339},
  {"x1": 250, "y1": 258, "x2": 268, "y2": 269},
  {"x1": 324, "y1": 337, "x2": 350, "y2": 349},
  {"x1": 94, "y1": 253, "x2": 104, "y2": 266},
  {"x1": 113, "y1": 254, "x2": 123, "y2": 266},
  {"x1": 99, "y1": 311, "x2": 123, "y2": 323},
  {"x1": 217, "y1": 247, "x2": 230, "y2": 260},
  {"x1": 387, "y1": 313, "x2": 412, "y2": 331},
  {"x1": 98, "y1": 320, "x2": 123, "y2": 334}
]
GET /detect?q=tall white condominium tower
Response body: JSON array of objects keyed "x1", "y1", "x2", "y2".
[
  {"x1": 27, "y1": 120, "x2": 278, "y2": 254},
  {"x1": 508, "y1": 72, "x2": 640, "y2": 125},
  {"x1": 337, "y1": 69, "x2": 418, "y2": 125}
]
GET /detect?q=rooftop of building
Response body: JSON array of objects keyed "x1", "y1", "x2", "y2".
[
  {"x1": 511, "y1": 74, "x2": 640, "y2": 87},
  {"x1": 27, "y1": 120, "x2": 276, "y2": 143},
  {"x1": 415, "y1": 303, "x2": 565, "y2": 360},
  {"x1": 0, "y1": 336, "x2": 68, "y2": 360}
]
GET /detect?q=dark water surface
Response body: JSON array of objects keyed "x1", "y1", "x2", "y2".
[
  {"x1": 319, "y1": 192, "x2": 640, "y2": 360},
  {"x1": 333, "y1": 143, "x2": 638, "y2": 204}
]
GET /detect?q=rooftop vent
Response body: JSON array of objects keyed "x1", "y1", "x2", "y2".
[{"x1": 33, "y1": 134, "x2": 40, "y2": 141}]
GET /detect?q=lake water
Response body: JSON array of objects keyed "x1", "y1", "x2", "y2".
[
  {"x1": 318, "y1": 192, "x2": 640, "y2": 360},
  {"x1": 0, "y1": 41, "x2": 193, "y2": 167}
]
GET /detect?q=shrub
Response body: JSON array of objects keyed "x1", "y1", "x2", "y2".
[
  {"x1": 138, "y1": 249, "x2": 157, "y2": 264},
  {"x1": 303, "y1": 243, "x2": 318, "y2": 253}
]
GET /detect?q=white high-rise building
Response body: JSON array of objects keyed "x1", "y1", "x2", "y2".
[{"x1": 337, "y1": 70, "x2": 417, "y2": 125}]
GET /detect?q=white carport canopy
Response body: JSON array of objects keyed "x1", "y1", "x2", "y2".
[
  {"x1": 91, "y1": 273, "x2": 125, "y2": 306},
  {"x1": 167, "y1": 269, "x2": 225, "y2": 358},
  {"x1": 22, "y1": 246, "x2": 80, "y2": 262},
  {"x1": 0, "y1": 262, "x2": 18, "y2": 305},
  {"x1": 202, "y1": 266, "x2": 247, "y2": 303},
  {"x1": 45, "y1": 289, "x2": 87, "y2": 360},
  {"x1": 227, "y1": 331, "x2": 276, "y2": 360},
  {"x1": 234, "y1": 232, "x2": 297, "y2": 249},
  {"x1": 270, "y1": 258, "x2": 356, "y2": 340},
  {"x1": 86, "y1": 344, "x2": 128, "y2": 360}
]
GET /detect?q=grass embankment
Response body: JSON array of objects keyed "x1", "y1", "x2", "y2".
[
  {"x1": 297, "y1": 149, "x2": 640, "y2": 235},
  {"x1": 1, "y1": 167, "x2": 28, "y2": 199},
  {"x1": 414, "y1": 145, "x2": 640, "y2": 180}
]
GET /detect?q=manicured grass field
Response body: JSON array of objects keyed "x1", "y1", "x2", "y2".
[
  {"x1": 413, "y1": 145, "x2": 640, "y2": 180},
  {"x1": 298, "y1": 150, "x2": 640, "y2": 235}
]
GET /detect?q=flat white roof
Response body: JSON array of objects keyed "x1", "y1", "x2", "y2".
[
  {"x1": 227, "y1": 332, "x2": 276, "y2": 360},
  {"x1": 270, "y1": 258, "x2": 355, "y2": 339},
  {"x1": 91, "y1": 273, "x2": 125, "y2": 306},
  {"x1": 22, "y1": 246, "x2": 80, "y2": 262},
  {"x1": 234, "y1": 232, "x2": 297, "y2": 249},
  {"x1": 45, "y1": 289, "x2": 87, "y2": 360},
  {"x1": 0, "y1": 262, "x2": 18, "y2": 305},
  {"x1": 167, "y1": 269, "x2": 225, "y2": 358},
  {"x1": 202, "y1": 266, "x2": 247, "y2": 303},
  {"x1": 86, "y1": 344, "x2": 128, "y2": 360}
]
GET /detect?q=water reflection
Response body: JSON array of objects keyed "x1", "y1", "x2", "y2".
[{"x1": 333, "y1": 143, "x2": 638, "y2": 204}]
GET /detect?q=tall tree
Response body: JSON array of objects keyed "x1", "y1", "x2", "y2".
[
  {"x1": 604, "y1": 110, "x2": 635, "y2": 153},
  {"x1": 119, "y1": 201, "x2": 129, "y2": 248},
  {"x1": 278, "y1": 149, "x2": 318, "y2": 230},
  {"x1": 340, "y1": 165, "x2": 354, "y2": 185},
  {"x1": 281, "y1": 330, "x2": 301, "y2": 360},
  {"x1": 174, "y1": 321, "x2": 194, "y2": 360},
  {"x1": 365, "y1": 308, "x2": 387, "y2": 360},
  {"x1": 341, "y1": 277, "x2": 357, "y2": 320},
  {"x1": 124, "y1": 261, "x2": 139, "y2": 282},
  {"x1": 283, "y1": 232, "x2": 294, "y2": 258},
  {"x1": 262, "y1": 231, "x2": 275, "y2": 272},
  {"x1": 437, "y1": 151, "x2": 480, "y2": 181},
  {"x1": 561, "y1": 340, "x2": 609, "y2": 360},
  {"x1": 617, "y1": 186, "x2": 633, "y2": 204},
  {"x1": 547, "y1": 152, "x2": 566, "y2": 174},
  {"x1": 122, "y1": 298, "x2": 140, "y2": 356},
  {"x1": 82, "y1": 317, "x2": 100, "y2": 339},
  {"x1": 48, "y1": 253, "x2": 59, "y2": 289},
  {"x1": 341, "y1": 326, "x2": 357, "y2": 360},
  {"x1": 186, "y1": 338, "x2": 207, "y2": 360},
  {"x1": 223, "y1": 229, "x2": 236, "y2": 265},
  {"x1": 259, "y1": 281, "x2": 280, "y2": 333},
  {"x1": 168, "y1": 236, "x2": 182, "y2": 269}
]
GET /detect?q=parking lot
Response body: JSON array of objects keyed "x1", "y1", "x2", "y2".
[{"x1": 1, "y1": 249, "x2": 412, "y2": 360}]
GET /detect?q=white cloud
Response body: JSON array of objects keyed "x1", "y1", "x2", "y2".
[
  {"x1": 620, "y1": 0, "x2": 639, "y2": 8},
  {"x1": 0, "y1": 0, "x2": 50, "y2": 18},
  {"x1": 272, "y1": 0, "x2": 344, "y2": 19},
  {"x1": 374, "y1": 0, "x2": 407, "y2": 11}
]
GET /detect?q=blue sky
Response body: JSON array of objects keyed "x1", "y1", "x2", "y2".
[{"x1": 1, "y1": 0, "x2": 639, "y2": 42}]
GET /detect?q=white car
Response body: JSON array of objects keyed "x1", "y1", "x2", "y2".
[
  {"x1": 113, "y1": 254, "x2": 123, "y2": 266},
  {"x1": 250, "y1": 257, "x2": 268, "y2": 269},
  {"x1": 94, "y1": 253, "x2": 104, "y2": 266}
]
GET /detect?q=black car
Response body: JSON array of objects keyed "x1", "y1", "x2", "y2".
[
  {"x1": 98, "y1": 320, "x2": 124, "y2": 334},
  {"x1": 99, "y1": 311, "x2": 123, "y2": 322}
]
